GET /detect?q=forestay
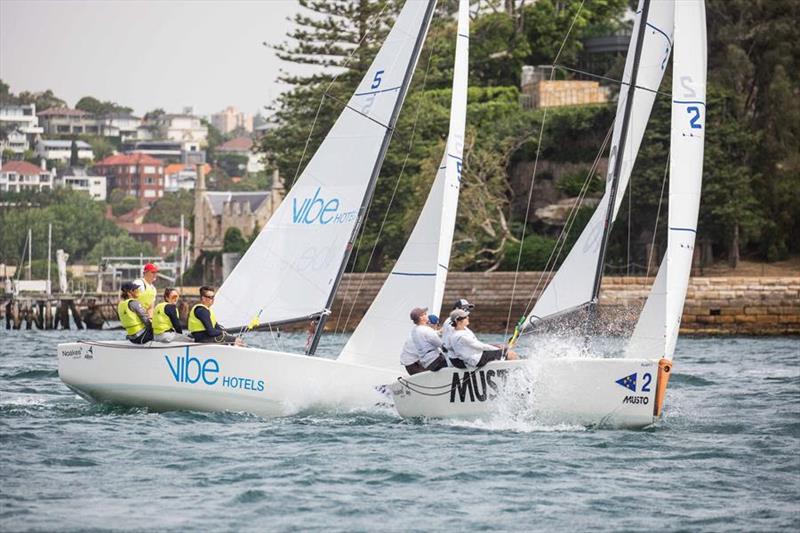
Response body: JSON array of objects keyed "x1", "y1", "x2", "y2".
[
  {"x1": 524, "y1": 0, "x2": 674, "y2": 326},
  {"x1": 338, "y1": 0, "x2": 469, "y2": 370},
  {"x1": 214, "y1": 1, "x2": 435, "y2": 328},
  {"x1": 628, "y1": 0, "x2": 707, "y2": 359}
]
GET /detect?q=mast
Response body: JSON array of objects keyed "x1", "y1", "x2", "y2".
[
  {"x1": 307, "y1": 0, "x2": 437, "y2": 355},
  {"x1": 590, "y1": 0, "x2": 651, "y2": 303}
]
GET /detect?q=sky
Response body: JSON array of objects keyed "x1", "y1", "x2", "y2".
[{"x1": 0, "y1": 0, "x2": 319, "y2": 118}]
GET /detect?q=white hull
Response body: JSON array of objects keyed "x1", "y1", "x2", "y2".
[
  {"x1": 58, "y1": 341, "x2": 399, "y2": 417},
  {"x1": 388, "y1": 358, "x2": 662, "y2": 428}
]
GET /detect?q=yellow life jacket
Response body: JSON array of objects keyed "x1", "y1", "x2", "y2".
[
  {"x1": 152, "y1": 302, "x2": 178, "y2": 335},
  {"x1": 136, "y1": 279, "x2": 157, "y2": 311},
  {"x1": 188, "y1": 304, "x2": 217, "y2": 334},
  {"x1": 117, "y1": 298, "x2": 145, "y2": 336}
]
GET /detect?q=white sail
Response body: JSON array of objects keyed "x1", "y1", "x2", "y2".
[
  {"x1": 338, "y1": 0, "x2": 469, "y2": 369},
  {"x1": 627, "y1": 0, "x2": 707, "y2": 360},
  {"x1": 214, "y1": 1, "x2": 435, "y2": 328},
  {"x1": 524, "y1": 0, "x2": 674, "y2": 325}
]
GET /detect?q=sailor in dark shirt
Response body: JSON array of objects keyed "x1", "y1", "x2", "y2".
[
  {"x1": 187, "y1": 286, "x2": 244, "y2": 346},
  {"x1": 152, "y1": 288, "x2": 194, "y2": 343}
]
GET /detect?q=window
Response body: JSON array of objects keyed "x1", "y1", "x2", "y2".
[
  {"x1": 144, "y1": 166, "x2": 155, "y2": 173},
  {"x1": 8, "y1": 174, "x2": 16, "y2": 182},
  {"x1": 57, "y1": 126, "x2": 70, "y2": 133},
  {"x1": 144, "y1": 190, "x2": 156, "y2": 198},
  {"x1": 170, "y1": 235, "x2": 178, "y2": 242},
  {"x1": 40, "y1": 174, "x2": 50, "y2": 183},
  {"x1": 146, "y1": 177, "x2": 154, "y2": 184},
  {"x1": 74, "y1": 126, "x2": 83, "y2": 133}
]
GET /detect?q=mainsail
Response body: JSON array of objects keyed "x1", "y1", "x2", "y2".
[
  {"x1": 338, "y1": 0, "x2": 469, "y2": 370},
  {"x1": 523, "y1": 0, "x2": 673, "y2": 326},
  {"x1": 627, "y1": 0, "x2": 707, "y2": 359},
  {"x1": 214, "y1": 1, "x2": 436, "y2": 329}
]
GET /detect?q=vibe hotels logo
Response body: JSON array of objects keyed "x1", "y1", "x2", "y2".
[
  {"x1": 292, "y1": 187, "x2": 357, "y2": 225},
  {"x1": 164, "y1": 347, "x2": 264, "y2": 392}
]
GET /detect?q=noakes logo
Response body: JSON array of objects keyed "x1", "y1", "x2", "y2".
[{"x1": 292, "y1": 187, "x2": 357, "y2": 225}]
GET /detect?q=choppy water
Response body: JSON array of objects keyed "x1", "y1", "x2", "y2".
[{"x1": 1, "y1": 329, "x2": 798, "y2": 532}]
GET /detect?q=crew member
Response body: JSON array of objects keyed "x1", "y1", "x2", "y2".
[
  {"x1": 152, "y1": 288, "x2": 194, "y2": 343},
  {"x1": 117, "y1": 282, "x2": 153, "y2": 344},
  {"x1": 133, "y1": 263, "x2": 159, "y2": 317},
  {"x1": 400, "y1": 307, "x2": 448, "y2": 375},
  {"x1": 188, "y1": 286, "x2": 243, "y2": 346},
  {"x1": 442, "y1": 298, "x2": 475, "y2": 355},
  {"x1": 448, "y1": 309, "x2": 518, "y2": 368}
]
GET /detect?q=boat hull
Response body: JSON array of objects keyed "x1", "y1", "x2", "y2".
[
  {"x1": 58, "y1": 341, "x2": 400, "y2": 417},
  {"x1": 387, "y1": 358, "x2": 662, "y2": 428}
]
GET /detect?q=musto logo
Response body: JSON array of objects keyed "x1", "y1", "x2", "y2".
[
  {"x1": 450, "y1": 369, "x2": 511, "y2": 403},
  {"x1": 164, "y1": 347, "x2": 264, "y2": 392},
  {"x1": 292, "y1": 187, "x2": 357, "y2": 225}
]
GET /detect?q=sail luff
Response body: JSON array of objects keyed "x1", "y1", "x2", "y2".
[
  {"x1": 337, "y1": 0, "x2": 469, "y2": 370},
  {"x1": 307, "y1": 0, "x2": 438, "y2": 355}
]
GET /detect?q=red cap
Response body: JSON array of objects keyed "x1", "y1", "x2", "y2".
[{"x1": 143, "y1": 263, "x2": 159, "y2": 273}]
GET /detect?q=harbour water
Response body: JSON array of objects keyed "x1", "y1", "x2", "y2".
[{"x1": 1, "y1": 330, "x2": 798, "y2": 531}]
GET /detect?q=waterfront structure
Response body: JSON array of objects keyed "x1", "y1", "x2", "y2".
[
  {"x1": 0, "y1": 103, "x2": 43, "y2": 153},
  {"x1": 55, "y1": 167, "x2": 107, "y2": 201},
  {"x1": 214, "y1": 136, "x2": 264, "y2": 174},
  {"x1": 520, "y1": 65, "x2": 609, "y2": 109},
  {"x1": 117, "y1": 222, "x2": 190, "y2": 256},
  {"x1": 36, "y1": 139, "x2": 93, "y2": 162},
  {"x1": 93, "y1": 152, "x2": 164, "y2": 203},
  {"x1": 211, "y1": 106, "x2": 253, "y2": 134},
  {"x1": 193, "y1": 165, "x2": 284, "y2": 258},
  {"x1": 0, "y1": 160, "x2": 54, "y2": 192}
]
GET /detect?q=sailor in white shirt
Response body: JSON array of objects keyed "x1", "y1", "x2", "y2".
[
  {"x1": 441, "y1": 298, "x2": 475, "y2": 360},
  {"x1": 400, "y1": 307, "x2": 448, "y2": 375},
  {"x1": 448, "y1": 309, "x2": 518, "y2": 367}
]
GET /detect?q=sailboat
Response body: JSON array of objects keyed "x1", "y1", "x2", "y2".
[
  {"x1": 57, "y1": 0, "x2": 470, "y2": 416},
  {"x1": 388, "y1": 0, "x2": 707, "y2": 428}
]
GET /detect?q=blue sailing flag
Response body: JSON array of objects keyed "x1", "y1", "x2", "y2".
[{"x1": 616, "y1": 373, "x2": 637, "y2": 392}]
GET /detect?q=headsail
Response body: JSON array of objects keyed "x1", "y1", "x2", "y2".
[
  {"x1": 523, "y1": 0, "x2": 674, "y2": 327},
  {"x1": 338, "y1": 0, "x2": 469, "y2": 370},
  {"x1": 628, "y1": 0, "x2": 707, "y2": 359},
  {"x1": 214, "y1": 1, "x2": 436, "y2": 329}
]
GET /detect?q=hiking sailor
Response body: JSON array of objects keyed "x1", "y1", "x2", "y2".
[
  {"x1": 441, "y1": 298, "x2": 474, "y2": 355},
  {"x1": 188, "y1": 286, "x2": 244, "y2": 346},
  {"x1": 133, "y1": 263, "x2": 159, "y2": 317},
  {"x1": 448, "y1": 308, "x2": 518, "y2": 368},
  {"x1": 152, "y1": 288, "x2": 194, "y2": 343},
  {"x1": 117, "y1": 281, "x2": 153, "y2": 345},
  {"x1": 400, "y1": 307, "x2": 448, "y2": 375}
]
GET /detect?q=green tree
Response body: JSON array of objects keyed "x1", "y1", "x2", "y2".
[
  {"x1": 108, "y1": 188, "x2": 138, "y2": 216},
  {"x1": 75, "y1": 96, "x2": 133, "y2": 115},
  {"x1": 88, "y1": 234, "x2": 154, "y2": 263},
  {"x1": 144, "y1": 190, "x2": 194, "y2": 227},
  {"x1": 223, "y1": 227, "x2": 248, "y2": 254},
  {"x1": 17, "y1": 88, "x2": 66, "y2": 111}
]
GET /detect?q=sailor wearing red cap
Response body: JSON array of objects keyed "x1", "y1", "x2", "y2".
[{"x1": 133, "y1": 263, "x2": 158, "y2": 317}]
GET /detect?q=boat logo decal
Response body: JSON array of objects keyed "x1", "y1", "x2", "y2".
[
  {"x1": 616, "y1": 373, "x2": 637, "y2": 392},
  {"x1": 450, "y1": 368, "x2": 510, "y2": 404},
  {"x1": 164, "y1": 346, "x2": 265, "y2": 392},
  {"x1": 291, "y1": 187, "x2": 357, "y2": 225}
]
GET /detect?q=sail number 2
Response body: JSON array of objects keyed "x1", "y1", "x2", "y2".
[{"x1": 687, "y1": 106, "x2": 702, "y2": 129}]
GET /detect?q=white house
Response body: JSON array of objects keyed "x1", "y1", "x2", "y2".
[
  {"x1": 0, "y1": 160, "x2": 55, "y2": 192},
  {"x1": 36, "y1": 139, "x2": 94, "y2": 162},
  {"x1": 56, "y1": 167, "x2": 107, "y2": 201},
  {"x1": 0, "y1": 103, "x2": 44, "y2": 154}
]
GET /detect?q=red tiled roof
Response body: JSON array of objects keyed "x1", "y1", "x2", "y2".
[
  {"x1": 0, "y1": 160, "x2": 47, "y2": 175},
  {"x1": 95, "y1": 152, "x2": 164, "y2": 167},
  {"x1": 164, "y1": 163, "x2": 211, "y2": 175},
  {"x1": 216, "y1": 136, "x2": 253, "y2": 153},
  {"x1": 118, "y1": 222, "x2": 190, "y2": 236},
  {"x1": 116, "y1": 206, "x2": 150, "y2": 223},
  {"x1": 38, "y1": 107, "x2": 90, "y2": 117}
]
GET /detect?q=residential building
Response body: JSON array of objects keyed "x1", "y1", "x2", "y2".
[
  {"x1": 93, "y1": 152, "x2": 165, "y2": 203},
  {"x1": 121, "y1": 140, "x2": 205, "y2": 165},
  {"x1": 117, "y1": 222, "x2": 190, "y2": 257},
  {"x1": 37, "y1": 107, "x2": 103, "y2": 136},
  {"x1": 193, "y1": 165, "x2": 284, "y2": 258},
  {"x1": 520, "y1": 65, "x2": 609, "y2": 110},
  {"x1": 101, "y1": 112, "x2": 142, "y2": 141},
  {"x1": 36, "y1": 139, "x2": 94, "y2": 162},
  {"x1": 164, "y1": 163, "x2": 211, "y2": 192},
  {"x1": 55, "y1": 167, "x2": 107, "y2": 201},
  {"x1": 215, "y1": 136, "x2": 264, "y2": 173},
  {"x1": 0, "y1": 160, "x2": 55, "y2": 192},
  {"x1": 146, "y1": 113, "x2": 208, "y2": 147},
  {"x1": 0, "y1": 103, "x2": 44, "y2": 153},
  {"x1": 211, "y1": 106, "x2": 253, "y2": 134}
]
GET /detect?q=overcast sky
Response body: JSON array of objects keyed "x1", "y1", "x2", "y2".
[{"x1": 0, "y1": 0, "x2": 319, "y2": 118}]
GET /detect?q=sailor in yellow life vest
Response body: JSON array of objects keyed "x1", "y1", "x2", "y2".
[
  {"x1": 188, "y1": 286, "x2": 244, "y2": 346},
  {"x1": 117, "y1": 282, "x2": 153, "y2": 344},
  {"x1": 133, "y1": 263, "x2": 159, "y2": 317},
  {"x1": 153, "y1": 287, "x2": 194, "y2": 343}
]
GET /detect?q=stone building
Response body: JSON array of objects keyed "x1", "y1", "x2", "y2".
[{"x1": 192, "y1": 164, "x2": 284, "y2": 259}]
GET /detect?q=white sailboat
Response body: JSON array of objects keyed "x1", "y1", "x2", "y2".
[
  {"x1": 388, "y1": 0, "x2": 707, "y2": 428},
  {"x1": 58, "y1": 0, "x2": 476, "y2": 417}
]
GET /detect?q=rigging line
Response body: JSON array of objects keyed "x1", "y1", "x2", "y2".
[
  {"x1": 646, "y1": 149, "x2": 670, "y2": 278},
  {"x1": 627, "y1": 157, "x2": 632, "y2": 278},
  {"x1": 552, "y1": 65, "x2": 671, "y2": 99},
  {"x1": 503, "y1": 0, "x2": 587, "y2": 341},
  {"x1": 287, "y1": 2, "x2": 393, "y2": 189},
  {"x1": 338, "y1": 19, "x2": 440, "y2": 335},
  {"x1": 520, "y1": 121, "x2": 615, "y2": 319}
]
